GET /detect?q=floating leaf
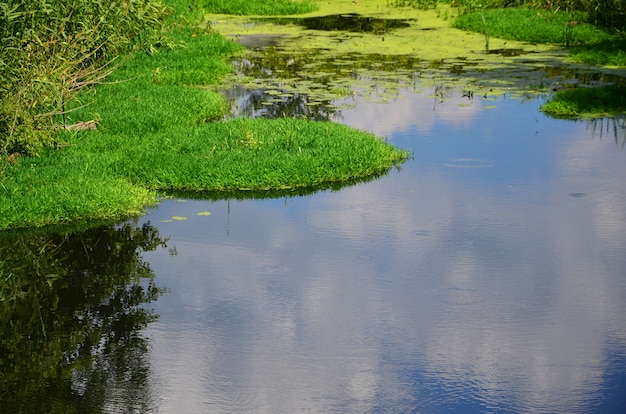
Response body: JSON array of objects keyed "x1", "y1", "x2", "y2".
[
  {"x1": 160, "y1": 219, "x2": 173, "y2": 223},
  {"x1": 172, "y1": 216, "x2": 187, "y2": 221},
  {"x1": 197, "y1": 211, "x2": 212, "y2": 216}
]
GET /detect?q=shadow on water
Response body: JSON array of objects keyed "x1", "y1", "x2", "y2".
[
  {"x1": 165, "y1": 168, "x2": 397, "y2": 202},
  {"x1": 255, "y1": 13, "x2": 412, "y2": 34},
  {"x1": 0, "y1": 222, "x2": 167, "y2": 413}
]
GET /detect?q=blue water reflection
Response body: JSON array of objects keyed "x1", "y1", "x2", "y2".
[{"x1": 139, "y1": 91, "x2": 626, "y2": 413}]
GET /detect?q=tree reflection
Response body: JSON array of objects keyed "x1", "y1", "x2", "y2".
[
  {"x1": 586, "y1": 116, "x2": 626, "y2": 147},
  {"x1": 222, "y1": 46, "x2": 423, "y2": 120},
  {"x1": 0, "y1": 221, "x2": 167, "y2": 413},
  {"x1": 256, "y1": 14, "x2": 412, "y2": 35}
]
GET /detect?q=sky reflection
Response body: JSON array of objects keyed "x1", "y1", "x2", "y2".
[{"x1": 140, "y1": 91, "x2": 626, "y2": 413}]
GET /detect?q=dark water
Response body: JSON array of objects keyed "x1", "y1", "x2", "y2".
[
  {"x1": 255, "y1": 13, "x2": 412, "y2": 34},
  {"x1": 2, "y1": 49, "x2": 626, "y2": 414}
]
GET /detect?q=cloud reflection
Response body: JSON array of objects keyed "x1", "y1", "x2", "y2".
[{"x1": 142, "y1": 92, "x2": 626, "y2": 413}]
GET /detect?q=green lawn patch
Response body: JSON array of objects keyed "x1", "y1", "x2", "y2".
[
  {"x1": 0, "y1": 118, "x2": 408, "y2": 230},
  {"x1": 76, "y1": 118, "x2": 408, "y2": 192},
  {"x1": 452, "y1": 7, "x2": 626, "y2": 66},
  {"x1": 0, "y1": 152, "x2": 156, "y2": 230},
  {"x1": 569, "y1": 38, "x2": 626, "y2": 66},
  {"x1": 540, "y1": 85, "x2": 626, "y2": 117}
]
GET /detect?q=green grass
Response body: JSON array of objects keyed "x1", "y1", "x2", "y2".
[
  {"x1": 540, "y1": 85, "x2": 626, "y2": 118},
  {"x1": 0, "y1": 117, "x2": 407, "y2": 230},
  {"x1": 453, "y1": 6, "x2": 626, "y2": 115},
  {"x1": 0, "y1": 2, "x2": 408, "y2": 231},
  {"x1": 74, "y1": 118, "x2": 407, "y2": 192},
  {"x1": 203, "y1": 0, "x2": 318, "y2": 15},
  {"x1": 0, "y1": 152, "x2": 156, "y2": 229},
  {"x1": 453, "y1": 8, "x2": 612, "y2": 46},
  {"x1": 452, "y1": 7, "x2": 626, "y2": 66},
  {"x1": 569, "y1": 38, "x2": 626, "y2": 66}
]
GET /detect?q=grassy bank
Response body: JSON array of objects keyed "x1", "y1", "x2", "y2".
[
  {"x1": 540, "y1": 86, "x2": 626, "y2": 118},
  {"x1": 0, "y1": 0, "x2": 408, "y2": 231},
  {"x1": 453, "y1": 7, "x2": 626, "y2": 66},
  {"x1": 451, "y1": 4, "x2": 626, "y2": 117}
]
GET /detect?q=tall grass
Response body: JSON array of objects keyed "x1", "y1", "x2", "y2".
[{"x1": 0, "y1": 0, "x2": 172, "y2": 156}]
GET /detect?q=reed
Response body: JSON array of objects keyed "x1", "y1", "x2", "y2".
[{"x1": 0, "y1": 0, "x2": 172, "y2": 156}]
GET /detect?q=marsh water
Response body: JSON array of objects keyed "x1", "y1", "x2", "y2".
[{"x1": 2, "y1": 11, "x2": 626, "y2": 414}]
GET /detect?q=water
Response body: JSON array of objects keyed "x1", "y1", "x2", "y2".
[
  {"x1": 2, "y1": 29, "x2": 626, "y2": 414},
  {"x1": 132, "y1": 93, "x2": 626, "y2": 413}
]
